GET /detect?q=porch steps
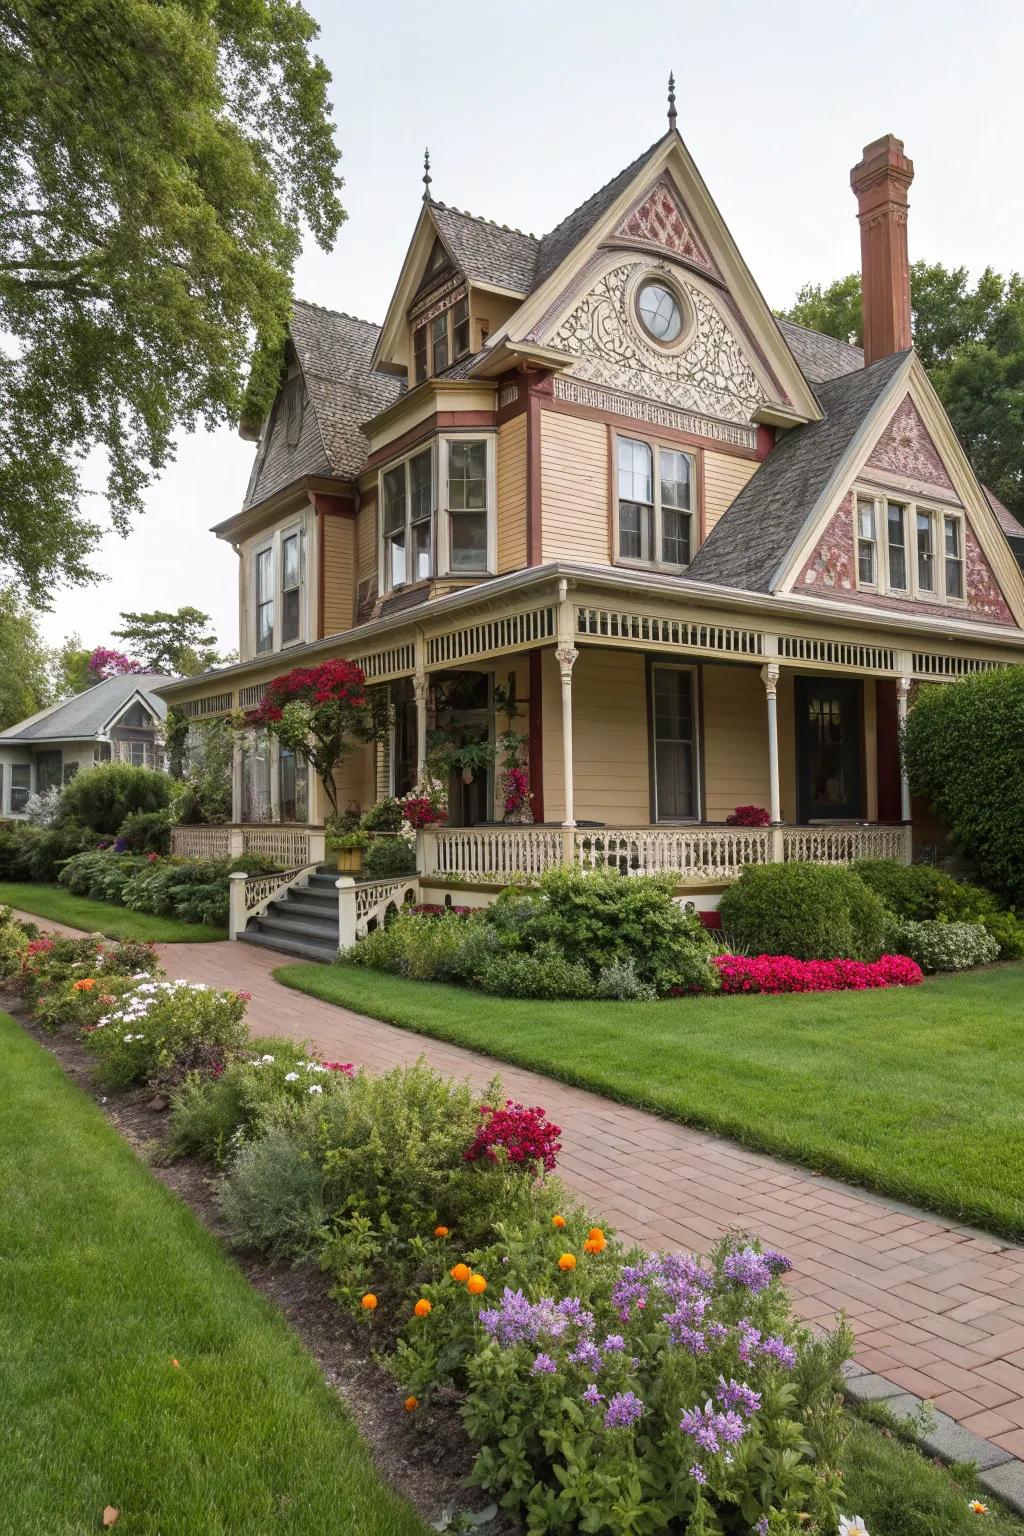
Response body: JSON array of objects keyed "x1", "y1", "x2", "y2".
[{"x1": 236, "y1": 863, "x2": 342, "y2": 964}]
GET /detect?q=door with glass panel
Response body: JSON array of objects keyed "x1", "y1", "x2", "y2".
[
  {"x1": 795, "y1": 678, "x2": 863, "y2": 822},
  {"x1": 649, "y1": 666, "x2": 698, "y2": 822}
]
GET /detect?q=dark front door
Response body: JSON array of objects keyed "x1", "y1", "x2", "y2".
[{"x1": 795, "y1": 678, "x2": 864, "y2": 822}]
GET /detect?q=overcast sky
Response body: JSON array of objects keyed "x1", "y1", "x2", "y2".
[{"x1": 39, "y1": 0, "x2": 1024, "y2": 654}]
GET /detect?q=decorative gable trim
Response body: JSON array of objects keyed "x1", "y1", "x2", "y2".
[
  {"x1": 866, "y1": 393, "x2": 954, "y2": 491},
  {"x1": 613, "y1": 174, "x2": 722, "y2": 281}
]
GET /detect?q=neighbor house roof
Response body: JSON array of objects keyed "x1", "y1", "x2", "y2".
[
  {"x1": 430, "y1": 203, "x2": 540, "y2": 293},
  {"x1": 776, "y1": 319, "x2": 865, "y2": 384},
  {"x1": 687, "y1": 350, "x2": 909, "y2": 593},
  {"x1": 0, "y1": 673, "x2": 172, "y2": 744},
  {"x1": 985, "y1": 486, "x2": 1024, "y2": 539}
]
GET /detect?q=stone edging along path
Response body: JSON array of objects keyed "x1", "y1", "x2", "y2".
[{"x1": 13, "y1": 914, "x2": 1024, "y2": 1515}]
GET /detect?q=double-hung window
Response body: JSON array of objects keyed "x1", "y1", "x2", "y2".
[
  {"x1": 411, "y1": 293, "x2": 471, "y2": 383},
  {"x1": 281, "y1": 530, "x2": 301, "y2": 644},
  {"x1": 10, "y1": 764, "x2": 30, "y2": 815},
  {"x1": 886, "y1": 501, "x2": 908, "y2": 590},
  {"x1": 616, "y1": 435, "x2": 695, "y2": 571},
  {"x1": 383, "y1": 447, "x2": 434, "y2": 590},
  {"x1": 856, "y1": 497, "x2": 877, "y2": 586},
  {"x1": 650, "y1": 666, "x2": 699, "y2": 821},
  {"x1": 916, "y1": 509, "x2": 936, "y2": 593},
  {"x1": 444, "y1": 439, "x2": 488, "y2": 573},
  {"x1": 944, "y1": 514, "x2": 965, "y2": 599},
  {"x1": 255, "y1": 546, "x2": 274, "y2": 653}
]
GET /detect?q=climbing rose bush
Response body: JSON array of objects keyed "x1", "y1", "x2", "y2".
[
  {"x1": 464, "y1": 1099, "x2": 562, "y2": 1173},
  {"x1": 713, "y1": 953, "x2": 924, "y2": 994}
]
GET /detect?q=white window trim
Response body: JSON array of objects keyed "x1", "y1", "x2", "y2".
[
  {"x1": 252, "y1": 521, "x2": 307, "y2": 656},
  {"x1": 378, "y1": 441, "x2": 438, "y2": 594},
  {"x1": 437, "y1": 433, "x2": 496, "y2": 579},
  {"x1": 855, "y1": 495, "x2": 878, "y2": 591},
  {"x1": 853, "y1": 487, "x2": 968, "y2": 608},
  {"x1": 613, "y1": 430, "x2": 697, "y2": 575},
  {"x1": 648, "y1": 662, "x2": 702, "y2": 824}
]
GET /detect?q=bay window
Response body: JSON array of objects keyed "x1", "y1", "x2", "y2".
[
  {"x1": 445, "y1": 439, "x2": 488, "y2": 573},
  {"x1": 886, "y1": 501, "x2": 908, "y2": 590},
  {"x1": 252, "y1": 522, "x2": 304, "y2": 654},
  {"x1": 944, "y1": 514, "x2": 965, "y2": 599},
  {"x1": 255, "y1": 546, "x2": 274, "y2": 653},
  {"x1": 856, "y1": 497, "x2": 877, "y2": 586},
  {"x1": 616, "y1": 434, "x2": 695, "y2": 571}
]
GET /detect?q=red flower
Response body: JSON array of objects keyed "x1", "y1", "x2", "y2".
[
  {"x1": 465, "y1": 1100, "x2": 561, "y2": 1173},
  {"x1": 711, "y1": 953, "x2": 924, "y2": 994},
  {"x1": 725, "y1": 805, "x2": 771, "y2": 827}
]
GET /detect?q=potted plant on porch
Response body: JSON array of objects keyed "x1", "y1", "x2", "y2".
[{"x1": 326, "y1": 824, "x2": 369, "y2": 875}]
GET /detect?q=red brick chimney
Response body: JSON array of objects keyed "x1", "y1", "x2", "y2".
[{"x1": 850, "y1": 134, "x2": 914, "y2": 366}]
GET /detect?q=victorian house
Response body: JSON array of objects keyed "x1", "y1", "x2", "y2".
[{"x1": 159, "y1": 97, "x2": 1024, "y2": 936}]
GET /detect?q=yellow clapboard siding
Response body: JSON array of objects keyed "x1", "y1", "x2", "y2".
[
  {"x1": 703, "y1": 451, "x2": 758, "y2": 536},
  {"x1": 357, "y1": 493, "x2": 376, "y2": 581},
  {"x1": 321, "y1": 514, "x2": 355, "y2": 636},
  {"x1": 542, "y1": 647, "x2": 649, "y2": 824},
  {"x1": 540, "y1": 412, "x2": 609, "y2": 564},
  {"x1": 701, "y1": 664, "x2": 771, "y2": 821},
  {"x1": 497, "y1": 414, "x2": 527, "y2": 573}
]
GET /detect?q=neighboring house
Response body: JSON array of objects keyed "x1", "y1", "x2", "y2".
[
  {"x1": 157, "y1": 106, "x2": 1024, "y2": 917},
  {"x1": 0, "y1": 674, "x2": 172, "y2": 820},
  {"x1": 986, "y1": 488, "x2": 1024, "y2": 575}
]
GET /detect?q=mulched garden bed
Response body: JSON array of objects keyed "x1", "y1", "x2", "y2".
[{"x1": 4, "y1": 993, "x2": 510, "y2": 1534}]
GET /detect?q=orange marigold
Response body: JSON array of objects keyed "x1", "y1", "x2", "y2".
[
  {"x1": 450, "y1": 1263, "x2": 471, "y2": 1284},
  {"x1": 558, "y1": 1253, "x2": 577, "y2": 1271},
  {"x1": 413, "y1": 1299, "x2": 432, "y2": 1317},
  {"x1": 587, "y1": 1227, "x2": 605, "y2": 1241},
  {"x1": 552, "y1": 1214, "x2": 566, "y2": 1229},
  {"x1": 466, "y1": 1273, "x2": 487, "y2": 1295},
  {"x1": 403, "y1": 1395, "x2": 419, "y2": 1413},
  {"x1": 72, "y1": 978, "x2": 96, "y2": 992},
  {"x1": 360, "y1": 1293, "x2": 378, "y2": 1311},
  {"x1": 434, "y1": 1225, "x2": 450, "y2": 1238},
  {"x1": 583, "y1": 1236, "x2": 607, "y2": 1255}
]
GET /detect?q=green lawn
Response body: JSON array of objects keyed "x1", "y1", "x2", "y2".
[
  {"x1": 276, "y1": 961, "x2": 1024, "y2": 1242},
  {"x1": 0, "y1": 1011, "x2": 427, "y2": 1536},
  {"x1": 0, "y1": 881, "x2": 227, "y2": 942}
]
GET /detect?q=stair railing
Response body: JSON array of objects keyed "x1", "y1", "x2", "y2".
[
  {"x1": 337, "y1": 874, "x2": 421, "y2": 950},
  {"x1": 228, "y1": 864, "x2": 320, "y2": 941}
]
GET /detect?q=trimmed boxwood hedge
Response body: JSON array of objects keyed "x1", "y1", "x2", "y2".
[{"x1": 717, "y1": 863, "x2": 889, "y2": 961}]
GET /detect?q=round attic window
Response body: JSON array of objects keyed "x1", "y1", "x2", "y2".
[{"x1": 636, "y1": 279, "x2": 684, "y2": 344}]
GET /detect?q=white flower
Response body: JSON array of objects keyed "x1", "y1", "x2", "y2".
[
  {"x1": 307, "y1": 1063, "x2": 326, "y2": 1073},
  {"x1": 307, "y1": 1084, "x2": 323, "y2": 1095},
  {"x1": 284, "y1": 1072, "x2": 299, "y2": 1082},
  {"x1": 839, "y1": 1519, "x2": 871, "y2": 1536},
  {"x1": 261, "y1": 1054, "x2": 275, "y2": 1064},
  {"x1": 249, "y1": 1059, "x2": 263, "y2": 1068}
]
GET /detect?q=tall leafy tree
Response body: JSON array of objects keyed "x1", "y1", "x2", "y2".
[
  {"x1": 779, "y1": 263, "x2": 1024, "y2": 509},
  {"x1": 50, "y1": 634, "x2": 96, "y2": 698},
  {"x1": 112, "y1": 606, "x2": 223, "y2": 675},
  {"x1": 0, "y1": 588, "x2": 52, "y2": 730},
  {"x1": 0, "y1": 1, "x2": 344, "y2": 604}
]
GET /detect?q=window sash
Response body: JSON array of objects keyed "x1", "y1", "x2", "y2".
[
  {"x1": 616, "y1": 436, "x2": 694, "y2": 570},
  {"x1": 857, "y1": 498, "x2": 877, "y2": 586},
  {"x1": 650, "y1": 667, "x2": 698, "y2": 822},
  {"x1": 886, "y1": 502, "x2": 908, "y2": 590},
  {"x1": 11, "y1": 763, "x2": 30, "y2": 813},
  {"x1": 255, "y1": 546, "x2": 274, "y2": 653},
  {"x1": 944, "y1": 515, "x2": 965, "y2": 599},
  {"x1": 452, "y1": 295, "x2": 470, "y2": 359},
  {"x1": 413, "y1": 324, "x2": 428, "y2": 385},
  {"x1": 281, "y1": 531, "x2": 301, "y2": 644},
  {"x1": 431, "y1": 313, "x2": 449, "y2": 374},
  {"x1": 916, "y1": 511, "x2": 936, "y2": 591}
]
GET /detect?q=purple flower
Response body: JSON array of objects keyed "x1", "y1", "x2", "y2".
[
  {"x1": 716, "y1": 1377, "x2": 761, "y2": 1419},
  {"x1": 569, "y1": 1338, "x2": 602, "y2": 1373},
  {"x1": 763, "y1": 1249, "x2": 792, "y2": 1276},
  {"x1": 672, "y1": 1324, "x2": 709, "y2": 1356},
  {"x1": 761, "y1": 1335, "x2": 798, "y2": 1370},
  {"x1": 681, "y1": 1402, "x2": 749, "y2": 1455},
  {"x1": 690, "y1": 1464, "x2": 707, "y2": 1485},
  {"x1": 602, "y1": 1334, "x2": 625, "y2": 1352},
  {"x1": 707, "y1": 1322, "x2": 729, "y2": 1343},
  {"x1": 604, "y1": 1391, "x2": 645, "y2": 1429},
  {"x1": 531, "y1": 1352, "x2": 557, "y2": 1375},
  {"x1": 755, "y1": 1519, "x2": 769, "y2": 1536},
  {"x1": 723, "y1": 1245, "x2": 776, "y2": 1294},
  {"x1": 582, "y1": 1384, "x2": 603, "y2": 1407},
  {"x1": 738, "y1": 1320, "x2": 762, "y2": 1364}
]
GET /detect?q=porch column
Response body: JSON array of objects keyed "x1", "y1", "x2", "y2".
[
  {"x1": 556, "y1": 644, "x2": 578, "y2": 827},
  {"x1": 760, "y1": 662, "x2": 782, "y2": 825},
  {"x1": 413, "y1": 671, "x2": 428, "y2": 781},
  {"x1": 896, "y1": 676, "x2": 912, "y2": 822},
  {"x1": 231, "y1": 736, "x2": 243, "y2": 823}
]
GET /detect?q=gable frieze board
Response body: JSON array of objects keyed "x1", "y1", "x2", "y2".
[
  {"x1": 408, "y1": 275, "x2": 467, "y2": 324},
  {"x1": 856, "y1": 465, "x2": 964, "y2": 508},
  {"x1": 551, "y1": 377, "x2": 758, "y2": 450}
]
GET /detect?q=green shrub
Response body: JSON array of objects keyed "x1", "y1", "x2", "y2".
[
  {"x1": 167, "y1": 1039, "x2": 351, "y2": 1163},
  {"x1": 360, "y1": 798, "x2": 405, "y2": 833},
  {"x1": 57, "y1": 762, "x2": 171, "y2": 835},
  {"x1": 853, "y1": 858, "x2": 1024, "y2": 958},
  {"x1": 903, "y1": 668, "x2": 1024, "y2": 907},
  {"x1": 0, "y1": 905, "x2": 29, "y2": 979},
  {"x1": 890, "y1": 919, "x2": 1000, "y2": 973},
  {"x1": 593, "y1": 958, "x2": 657, "y2": 1001},
  {"x1": 718, "y1": 863, "x2": 889, "y2": 961},
  {"x1": 84, "y1": 979, "x2": 249, "y2": 1091},
  {"x1": 485, "y1": 868, "x2": 717, "y2": 995},
  {"x1": 363, "y1": 835, "x2": 417, "y2": 878},
  {"x1": 0, "y1": 823, "x2": 40, "y2": 880},
  {"x1": 217, "y1": 1123, "x2": 334, "y2": 1259},
  {"x1": 59, "y1": 850, "x2": 148, "y2": 902},
  {"x1": 477, "y1": 944, "x2": 596, "y2": 1000},
  {"x1": 118, "y1": 807, "x2": 172, "y2": 854}
]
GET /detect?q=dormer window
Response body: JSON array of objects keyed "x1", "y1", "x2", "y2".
[{"x1": 411, "y1": 293, "x2": 471, "y2": 384}]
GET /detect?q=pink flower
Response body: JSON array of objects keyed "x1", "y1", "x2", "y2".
[
  {"x1": 323, "y1": 1061, "x2": 356, "y2": 1075},
  {"x1": 465, "y1": 1100, "x2": 561, "y2": 1173},
  {"x1": 711, "y1": 953, "x2": 924, "y2": 994},
  {"x1": 725, "y1": 805, "x2": 771, "y2": 827}
]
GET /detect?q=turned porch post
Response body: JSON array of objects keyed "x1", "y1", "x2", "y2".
[
  {"x1": 413, "y1": 631, "x2": 428, "y2": 781},
  {"x1": 556, "y1": 644, "x2": 579, "y2": 828},
  {"x1": 760, "y1": 663, "x2": 782, "y2": 826},
  {"x1": 896, "y1": 676, "x2": 912, "y2": 823}
]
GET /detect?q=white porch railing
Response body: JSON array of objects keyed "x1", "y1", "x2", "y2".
[
  {"x1": 170, "y1": 824, "x2": 327, "y2": 865},
  {"x1": 228, "y1": 864, "x2": 319, "y2": 940},
  {"x1": 337, "y1": 875, "x2": 421, "y2": 948},
  {"x1": 419, "y1": 823, "x2": 912, "y2": 882}
]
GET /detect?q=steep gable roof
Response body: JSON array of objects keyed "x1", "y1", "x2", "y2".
[
  {"x1": 776, "y1": 319, "x2": 865, "y2": 384},
  {"x1": 687, "y1": 351, "x2": 909, "y2": 593},
  {"x1": 429, "y1": 203, "x2": 539, "y2": 293},
  {"x1": 0, "y1": 674, "x2": 172, "y2": 743},
  {"x1": 531, "y1": 139, "x2": 667, "y2": 291}
]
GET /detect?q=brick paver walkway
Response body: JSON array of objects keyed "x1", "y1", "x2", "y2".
[{"x1": 16, "y1": 915, "x2": 1024, "y2": 1462}]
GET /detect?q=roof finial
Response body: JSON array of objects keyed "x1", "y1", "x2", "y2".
[
  {"x1": 422, "y1": 146, "x2": 432, "y2": 202},
  {"x1": 667, "y1": 71, "x2": 677, "y2": 131}
]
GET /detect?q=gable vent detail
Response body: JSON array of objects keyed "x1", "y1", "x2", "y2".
[
  {"x1": 576, "y1": 606, "x2": 764, "y2": 657},
  {"x1": 913, "y1": 652, "x2": 1005, "y2": 678},
  {"x1": 427, "y1": 607, "x2": 556, "y2": 668},
  {"x1": 181, "y1": 691, "x2": 234, "y2": 718},
  {"x1": 238, "y1": 683, "x2": 269, "y2": 709},
  {"x1": 353, "y1": 643, "x2": 416, "y2": 681},
  {"x1": 778, "y1": 636, "x2": 897, "y2": 672}
]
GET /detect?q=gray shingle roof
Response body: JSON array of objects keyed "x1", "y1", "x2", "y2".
[
  {"x1": 430, "y1": 204, "x2": 539, "y2": 294},
  {"x1": 776, "y1": 318, "x2": 865, "y2": 384},
  {"x1": 686, "y1": 351, "x2": 909, "y2": 593},
  {"x1": 0, "y1": 673, "x2": 172, "y2": 743},
  {"x1": 532, "y1": 138, "x2": 666, "y2": 291},
  {"x1": 985, "y1": 486, "x2": 1024, "y2": 538}
]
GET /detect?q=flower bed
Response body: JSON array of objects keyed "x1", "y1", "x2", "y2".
[{"x1": 713, "y1": 953, "x2": 924, "y2": 994}]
